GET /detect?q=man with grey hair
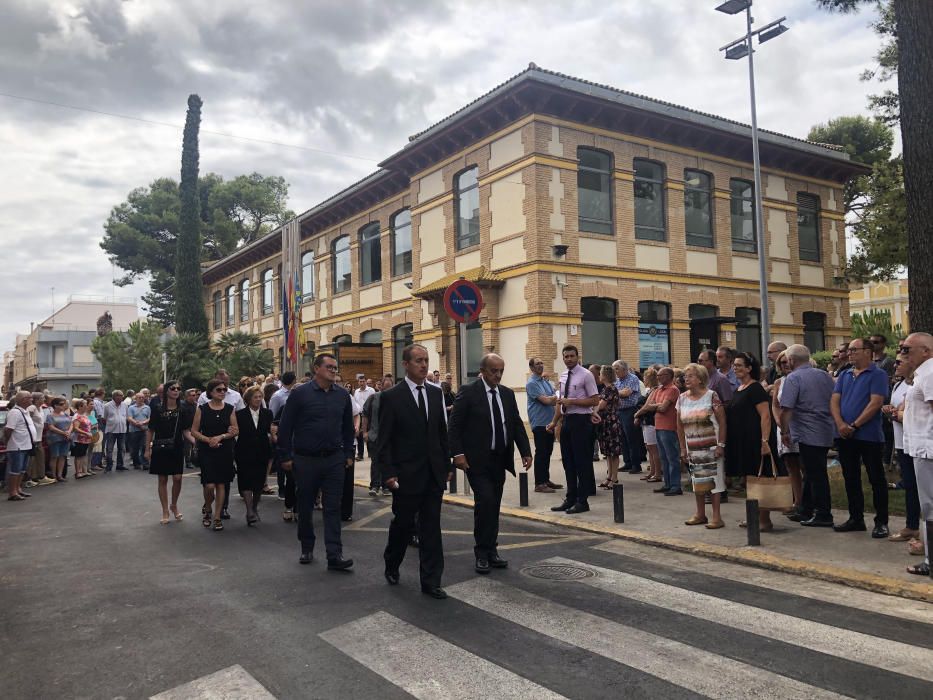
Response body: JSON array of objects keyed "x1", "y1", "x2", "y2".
[
  {"x1": 613, "y1": 360, "x2": 645, "y2": 474},
  {"x1": 102, "y1": 390, "x2": 129, "y2": 472},
  {"x1": 900, "y1": 332, "x2": 933, "y2": 576},
  {"x1": 779, "y1": 344, "x2": 836, "y2": 527},
  {"x1": 4, "y1": 391, "x2": 38, "y2": 500}
]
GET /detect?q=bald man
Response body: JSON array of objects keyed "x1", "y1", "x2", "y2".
[{"x1": 900, "y1": 332, "x2": 933, "y2": 576}]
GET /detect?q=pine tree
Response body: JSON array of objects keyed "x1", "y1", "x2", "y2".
[{"x1": 175, "y1": 94, "x2": 209, "y2": 334}]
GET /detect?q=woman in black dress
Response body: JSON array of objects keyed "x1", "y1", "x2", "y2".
[
  {"x1": 146, "y1": 381, "x2": 192, "y2": 525},
  {"x1": 725, "y1": 352, "x2": 778, "y2": 531},
  {"x1": 191, "y1": 379, "x2": 239, "y2": 531},
  {"x1": 234, "y1": 386, "x2": 273, "y2": 526}
]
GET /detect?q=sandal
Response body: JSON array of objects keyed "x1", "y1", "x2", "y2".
[
  {"x1": 170, "y1": 505, "x2": 183, "y2": 521},
  {"x1": 202, "y1": 509, "x2": 211, "y2": 528},
  {"x1": 685, "y1": 516, "x2": 708, "y2": 526},
  {"x1": 598, "y1": 479, "x2": 613, "y2": 489},
  {"x1": 160, "y1": 514, "x2": 170, "y2": 525},
  {"x1": 246, "y1": 513, "x2": 258, "y2": 527},
  {"x1": 705, "y1": 520, "x2": 725, "y2": 530},
  {"x1": 212, "y1": 519, "x2": 224, "y2": 531},
  {"x1": 645, "y1": 476, "x2": 662, "y2": 483},
  {"x1": 888, "y1": 529, "x2": 918, "y2": 542},
  {"x1": 908, "y1": 538, "x2": 924, "y2": 556},
  {"x1": 639, "y1": 475, "x2": 650, "y2": 480},
  {"x1": 906, "y1": 563, "x2": 930, "y2": 576}
]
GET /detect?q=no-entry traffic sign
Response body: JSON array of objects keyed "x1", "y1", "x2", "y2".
[{"x1": 443, "y1": 279, "x2": 484, "y2": 323}]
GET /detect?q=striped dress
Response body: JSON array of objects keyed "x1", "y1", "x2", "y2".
[{"x1": 676, "y1": 389, "x2": 725, "y2": 494}]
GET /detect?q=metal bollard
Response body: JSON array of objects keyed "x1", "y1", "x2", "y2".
[
  {"x1": 746, "y1": 499, "x2": 761, "y2": 546},
  {"x1": 449, "y1": 467, "x2": 457, "y2": 494},
  {"x1": 613, "y1": 482, "x2": 624, "y2": 523},
  {"x1": 519, "y1": 472, "x2": 529, "y2": 507}
]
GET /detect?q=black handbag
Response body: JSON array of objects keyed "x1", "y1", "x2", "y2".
[{"x1": 151, "y1": 410, "x2": 181, "y2": 454}]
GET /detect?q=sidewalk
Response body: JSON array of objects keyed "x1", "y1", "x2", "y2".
[{"x1": 352, "y1": 454, "x2": 932, "y2": 603}]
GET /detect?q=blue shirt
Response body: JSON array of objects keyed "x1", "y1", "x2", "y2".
[
  {"x1": 526, "y1": 375, "x2": 555, "y2": 428},
  {"x1": 833, "y1": 364, "x2": 888, "y2": 443},
  {"x1": 276, "y1": 380, "x2": 355, "y2": 461},
  {"x1": 268, "y1": 386, "x2": 292, "y2": 418},
  {"x1": 780, "y1": 367, "x2": 836, "y2": 448},
  {"x1": 127, "y1": 404, "x2": 151, "y2": 432},
  {"x1": 720, "y1": 367, "x2": 739, "y2": 391},
  {"x1": 614, "y1": 372, "x2": 641, "y2": 409}
]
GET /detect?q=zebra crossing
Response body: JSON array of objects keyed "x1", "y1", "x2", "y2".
[{"x1": 319, "y1": 552, "x2": 933, "y2": 700}]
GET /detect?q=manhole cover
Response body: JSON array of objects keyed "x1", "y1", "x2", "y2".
[{"x1": 520, "y1": 564, "x2": 598, "y2": 581}]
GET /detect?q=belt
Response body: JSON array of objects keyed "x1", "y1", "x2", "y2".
[{"x1": 294, "y1": 447, "x2": 340, "y2": 458}]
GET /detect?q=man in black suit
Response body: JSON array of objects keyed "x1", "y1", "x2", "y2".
[
  {"x1": 376, "y1": 344, "x2": 451, "y2": 599},
  {"x1": 449, "y1": 353, "x2": 532, "y2": 574}
]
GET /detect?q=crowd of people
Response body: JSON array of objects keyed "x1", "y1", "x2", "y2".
[{"x1": 4, "y1": 331, "x2": 931, "y2": 595}]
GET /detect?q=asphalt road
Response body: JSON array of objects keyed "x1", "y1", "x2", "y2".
[{"x1": 1, "y1": 468, "x2": 931, "y2": 699}]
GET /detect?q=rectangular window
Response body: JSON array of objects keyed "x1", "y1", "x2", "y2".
[
  {"x1": 634, "y1": 159, "x2": 666, "y2": 241},
  {"x1": 456, "y1": 167, "x2": 480, "y2": 250},
  {"x1": 581, "y1": 297, "x2": 618, "y2": 367},
  {"x1": 578, "y1": 148, "x2": 613, "y2": 235},
  {"x1": 735, "y1": 307, "x2": 761, "y2": 357},
  {"x1": 797, "y1": 193, "x2": 821, "y2": 262},
  {"x1": 730, "y1": 179, "x2": 756, "y2": 253},
  {"x1": 684, "y1": 170, "x2": 713, "y2": 247},
  {"x1": 262, "y1": 269, "x2": 275, "y2": 313},
  {"x1": 226, "y1": 285, "x2": 236, "y2": 324},
  {"x1": 392, "y1": 209, "x2": 412, "y2": 276},
  {"x1": 300, "y1": 254, "x2": 314, "y2": 302},
  {"x1": 333, "y1": 236, "x2": 351, "y2": 294},
  {"x1": 359, "y1": 223, "x2": 382, "y2": 286},
  {"x1": 213, "y1": 292, "x2": 222, "y2": 329},
  {"x1": 240, "y1": 279, "x2": 250, "y2": 322},
  {"x1": 803, "y1": 311, "x2": 826, "y2": 352}
]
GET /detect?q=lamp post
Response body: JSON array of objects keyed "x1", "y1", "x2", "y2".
[{"x1": 716, "y1": 0, "x2": 788, "y2": 364}]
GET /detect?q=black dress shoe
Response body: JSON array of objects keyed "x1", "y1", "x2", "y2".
[
  {"x1": 550, "y1": 500, "x2": 573, "y2": 512},
  {"x1": 871, "y1": 524, "x2": 890, "y2": 539},
  {"x1": 833, "y1": 518, "x2": 867, "y2": 532},
  {"x1": 488, "y1": 555, "x2": 508, "y2": 569},
  {"x1": 475, "y1": 558, "x2": 491, "y2": 574},
  {"x1": 785, "y1": 511, "x2": 809, "y2": 522},
  {"x1": 565, "y1": 502, "x2": 590, "y2": 514},
  {"x1": 299, "y1": 551, "x2": 313, "y2": 565},
  {"x1": 801, "y1": 516, "x2": 834, "y2": 527},
  {"x1": 421, "y1": 586, "x2": 448, "y2": 599},
  {"x1": 384, "y1": 568, "x2": 400, "y2": 585},
  {"x1": 327, "y1": 556, "x2": 354, "y2": 571}
]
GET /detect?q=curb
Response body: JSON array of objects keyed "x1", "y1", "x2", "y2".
[{"x1": 354, "y1": 480, "x2": 933, "y2": 603}]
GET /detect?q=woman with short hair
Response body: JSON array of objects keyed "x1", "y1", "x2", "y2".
[
  {"x1": 635, "y1": 368, "x2": 663, "y2": 483},
  {"x1": 191, "y1": 379, "x2": 238, "y2": 531},
  {"x1": 594, "y1": 365, "x2": 623, "y2": 488},
  {"x1": 146, "y1": 381, "x2": 191, "y2": 525},
  {"x1": 676, "y1": 363, "x2": 727, "y2": 529},
  {"x1": 234, "y1": 385, "x2": 274, "y2": 526},
  {"x1": 45, "y1": 397, "x2": 73, "y2": 482}
]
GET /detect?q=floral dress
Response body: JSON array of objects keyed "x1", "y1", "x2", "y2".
[
  {"x1": 597, "y1": 384, "x2": 622, "y2": 458},
  {"x1": 676, "y1": 389, "x2": 725, "y2": 494}
]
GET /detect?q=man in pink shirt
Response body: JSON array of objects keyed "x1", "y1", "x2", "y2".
[{"x1": 547, "y1": 345, "x2": 600, "y2": 513}]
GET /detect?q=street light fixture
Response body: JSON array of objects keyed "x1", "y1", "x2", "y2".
[{"x1": 716, "y1": 0, "x2": 789, "y2": 364}]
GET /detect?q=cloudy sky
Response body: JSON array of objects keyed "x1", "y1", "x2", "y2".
[{"x1": 1, "y1": 0, "x2": 883, "y2": 352}]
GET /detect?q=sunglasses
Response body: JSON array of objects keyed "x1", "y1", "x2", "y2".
[
  {"x1": 167, "y1": 386, "x2": 180, "y2": 391},
  {"x1": 215, "y1": 387, "x2": 228, "y2": 393}
]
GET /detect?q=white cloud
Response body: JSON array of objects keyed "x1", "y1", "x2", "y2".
[{"x1": 0, "y1": 0, "x2": 883, "y2": 351}]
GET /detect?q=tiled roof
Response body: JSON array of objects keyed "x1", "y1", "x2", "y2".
[{"x1": 413, "y1": 266, "x2": 505, "y2": 297}]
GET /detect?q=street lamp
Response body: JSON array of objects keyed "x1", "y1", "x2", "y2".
[{"x1": 716, "y1": 0, "x2": 789, "y2": 364}]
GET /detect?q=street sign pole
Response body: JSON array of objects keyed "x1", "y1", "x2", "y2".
[{"x1": 459, "y1": 320, "x2": 467, "y2": 387}]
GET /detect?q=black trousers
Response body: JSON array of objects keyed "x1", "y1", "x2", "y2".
[
  {"x1": 798, "y1": 443, "x2": 832, "y2": 520},
  {"x1": 384, "y1": 483, "x2": 444, "y2": 588},
  {"x1": 532, "y1": 426, "x2": 554, "y2": 485},
  {"x1": 838, "y1": 439, "x2": 888, "y2": 525},
  {"x1": 356, "y1": 434, "x2": 367, "y2": 460},
  {"x1": 278, "y1": 465, "x2": 296, "y2": 510},
  {"x1": 341, "y1": 461, "x2": 355, "y2": 520},
  {"x1": 294, "y1": 455, "x2": 345, "y2": 558},
  {"x1": 467, "y1": 463, "x2": 506, "y2": 559},
  {"x1": 559, "y1": 414, "x2": 596, "y2": 504},
  {"x1": 619, "y1": 406, "x2": 645, "y2": 471}
]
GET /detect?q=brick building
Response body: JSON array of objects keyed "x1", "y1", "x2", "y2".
[{"x1": 201, "y1": 65, "x2": 866, "y2": 410}]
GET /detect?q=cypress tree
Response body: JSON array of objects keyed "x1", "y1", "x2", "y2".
[{"x1": 175, "y1": 94, "x2": 209, "y2": 334}]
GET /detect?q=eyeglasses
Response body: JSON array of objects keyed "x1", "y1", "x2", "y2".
[
  {"x1": 215, "y1": 387, "x2": 228, "y2": 393},
  {"x1": 322, "y1": 365, "x2": 338, "y2": 371},
  {"x1": 848, "y1": 346, "x2": 869, "y2": 353}
]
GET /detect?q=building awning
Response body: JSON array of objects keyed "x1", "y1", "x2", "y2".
[{"x1": 412, "y1": 266, "x2": 505, "y2": 298}]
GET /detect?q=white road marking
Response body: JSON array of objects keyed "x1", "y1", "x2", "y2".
[
  {"x1": 447, "y1": 578, "x2": 850, "y2": 700},
  {"x1": 149, "y1": 664, "x2": 275, "y2": 699},
  {"x1": 547, "y1": 556, "x2": 933, "y2": 682},
  {"x1": 319, "y1": 611, "x2": 567, "y2": 700}
]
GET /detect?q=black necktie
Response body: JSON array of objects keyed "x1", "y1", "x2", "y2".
[
  {"x1": 416, "y1": 385, "x2": 427, "y2": 423},
  {"x1": 490, "y1": 388, "x2": 505, "y2": 452}
]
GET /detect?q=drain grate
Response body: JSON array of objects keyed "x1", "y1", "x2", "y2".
[{"x1": 520, "y1": 564, "x2": 598, "y2": 581}]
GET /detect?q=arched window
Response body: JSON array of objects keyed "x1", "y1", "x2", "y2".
[
  {"x1": 361, "y1": 329, "x2": 383, "y2": 344},
  {"x1": 684, "y1": 170, "x2": 713, "y2": 247},
  {"x1": 455, "y1": 167, "x2": 480, "y2": 250},
  {"x1": 637, "y1": 301, "x2": 671, "y2": 369},
  {"x1": 581, "y1": 297, "x2": 617, "y2": 366},
  {"x1": 578, "y1": 148, "x2": 613, "y2": 235},
  {"x1": 730, "y1": 179, "x2": 756, "y2": 253},
  {"x1": 392, "y1": 323, "x2": 414, "y2": 380},
  {"x1": 391, "y1": 209, "x2": 412, "y2": 276},
  {"x1": 261, "y1": 269, "x2": 274, "y2": 313},
  {"x1": 332, "y1": 235, "x2": 351, "y2": 294},
  {"x1": 359, "y1": 223, "x2": 382, "y2": 286},
  {"x1": 332, "y1": 334, "x2": 352, "y2": 345},
  {"x1": 226, "y1": 285, "x2": 236, "y2": 324},
  {"x1": 803, "y1": 311, "x2": 826, "y2": 353},
  {"x1": 300, "y1": 252, "x2": 314, "y2": 301},
  {"x1": 240, "y1": 279, "x2": 250, "y2": 321},
  {"x1": 634, "y1": 159, "x2": 666, "y2": 241},
  {"x1": 212, "y1": 291, "x2": 222, "y2": 329},
  {"x1": 797, "y1": 193, "x2": 821, "y2": 262}
]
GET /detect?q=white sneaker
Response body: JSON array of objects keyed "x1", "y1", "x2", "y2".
[
  {"x1": 368, "y1": 487, "x2": 379, "y2": 497},
  {"x1": 23, "y1": 480, "x2": 37, "y2": 488},
  {"x1": 38, "y1": 476, "x2": 57, "y2": 485}
]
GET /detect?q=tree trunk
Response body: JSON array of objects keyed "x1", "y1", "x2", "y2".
[
  {"x1": 896, "y1": 1, "x2": 933, "y2": 333},
  {"x1": 175, "y1": 94, "x2": 209, "y2": 335}
]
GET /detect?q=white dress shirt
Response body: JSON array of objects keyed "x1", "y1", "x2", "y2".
[
  {"x1": 404, "y1": 376, "x2": 429, "y2": 420},
  {"x1": 481, "y1": 377, "x2": 507, "y2": 450},
  {"x1": 904, "y1": 357, "x2": 933, "y2": 460}
]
